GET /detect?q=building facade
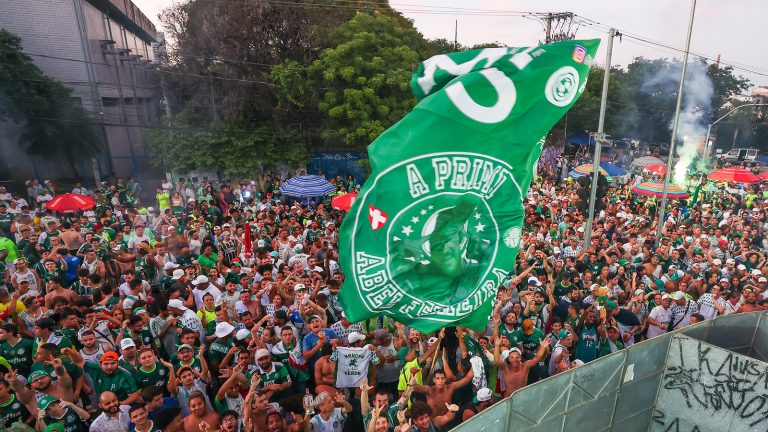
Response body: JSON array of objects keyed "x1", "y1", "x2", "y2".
[{"x1": 0, "y1": 0, "x2": 162, "y2": 185}]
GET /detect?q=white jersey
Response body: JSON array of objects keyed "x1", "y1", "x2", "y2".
[
  {"x1": 80, "y1": 345, "x2": 106, "y2": 364},
  {"x1": 333, "y1": 346, "x2": 375, "y2": 388},
  {"x1": 647, "y1": 306, "x2": 671, "y2": 339}
]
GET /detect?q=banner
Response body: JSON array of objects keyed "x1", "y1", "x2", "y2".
[
  {"x1": 339, "y1": 40, "x2": 600, "y2": 332},
  {"x1": 334, "y1": 346, "x2": 375, "y2": 388}
]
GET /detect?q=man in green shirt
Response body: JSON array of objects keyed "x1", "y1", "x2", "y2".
[
  {"x1": 254, "y1": 348, "x2": 291, "y2": 402},
  {"x1": 62, "y1": 349, "x2": 140, "y2": 405},
  {"x1": 38, "y1": 396, "x2": 90, "y2": 432},
  {"x1": 205, "y1": 322, "x2": 235, "y2": 374},
  {"x1": 0, "y1": 236, "x2": 17, "y2": 271},
  {"x1": 0, "y1": 323, "x2": 34, "y2": 377},
  {"x1": 0, "y1": 373, "x2": 31, "y2": 427}
]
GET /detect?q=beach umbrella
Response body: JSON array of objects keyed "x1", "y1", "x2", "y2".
[
  {"x1": 707, "y1": 168, "x2": 761, "y2": 184},
  {"x1": 569, "y1": 164, "x2": 613, "y2": 182},
  {"x1": 279, "y1": 175, "x2": 337, "y2": 197},
  {"x1": 599, "y1": 162, "x2": 627, "y2": 177},
  {"x1": 631, "y1": 182, "x2": 689, "y2": 200},
  {"x1": 644, "y1": 164, "x2": 667, "y2": 176},
  {"x1": 331, "y1": 192, "x2": 358, "y2": 211},
  {"x1": 759, "y1": 172, "x2": 768, "y2": 181},
  {"x1": 44, "y1": 193, "x2": 96, "y2": 212},
  {"x1": 630, "y1": 156, "x2": 664, "y2": 168}
]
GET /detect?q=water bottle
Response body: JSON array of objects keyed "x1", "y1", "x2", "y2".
[{"x1": 303, "y1": 390, "x2": 315, "y2": 415}]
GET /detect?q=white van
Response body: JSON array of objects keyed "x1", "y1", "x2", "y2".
[{"x1": 717, "y1": 148, "x2": 759, "y2": 163}]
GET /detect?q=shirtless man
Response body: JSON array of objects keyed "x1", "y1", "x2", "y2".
[
  {"x1": 313, "y1": 345, "x2": 336, "y2": 396},
  {"x1": 412, "y1": 360, "x2": 474, "y2": 417},
  {"x1": 493, "y1": 335, "x2": 551, "y2": 397},
  {"x1": 10, "y1": 358, "x2": 74, "y2": 410}
]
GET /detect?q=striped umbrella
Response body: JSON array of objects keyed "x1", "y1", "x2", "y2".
[
  {"x1": 630, "y1": 156, "x2": 664, "y2": 168},
  {"x1": 707, "y1": 167, "x2": 761, "y2": 183},
  {"x1": 569, "y1": 164, "x2": 613, "y2": 182},
  {"x1": 643, "y1": 164, "x2": 667, "y2": 175},
  {"x1": 632, "y1": 182, "x2": 689, "y2": 200},
  {"x1": 279, "y1": 175, "x2": 337, "y2": 197}
]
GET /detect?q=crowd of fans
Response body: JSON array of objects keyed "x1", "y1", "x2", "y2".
[{"x1": 0, "y1": 155, "x2": 766, "y2": 432}]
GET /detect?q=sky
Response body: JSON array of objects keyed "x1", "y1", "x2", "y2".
[{"x1": 133, "y1": 0, "x2": 768, "y2": 89}]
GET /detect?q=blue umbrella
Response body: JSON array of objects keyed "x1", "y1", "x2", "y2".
[
  {"x1": 279, "y1": 175, "x2": 336, "y2": 197},
  {"x1": 599, "y1": 162, "x2": 627, "y2": 176}
]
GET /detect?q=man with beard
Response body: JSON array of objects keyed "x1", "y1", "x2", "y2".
[
  {"x1": 396, "y1": 325, "x2": 426, "y2": 363},
  {"x1": 90, "y1": 391, "x2": 131, "y2": 432},
  {"x1": 739, "y1": 290, "x2": 767, "y2": 313},
  {"x1": 493, "y1": 336, "x2": 550, "y2": 397},
  {"x1": 62, "y1": 349, "x2": 140, "y2": 406},
  {"x1": 167, "y1": 299, "x2": 205, "y2": 344},
  {"x1": 574, "y1": 309, "x2": 599, "y2": 363},
  {"x1": 14, "y1": 359, "x2": 74, "y2": 404},
  {"x1": 254, "y1": 349, "x2": 291, "y2": 402},
  {"x1": 271, "y1": 326, "x2": 309, "y2": 394},
  {"x1": 361, "y1": 375, "x2": 416, "y2": 431}
]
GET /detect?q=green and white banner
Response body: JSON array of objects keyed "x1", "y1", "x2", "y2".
[{"x1": 339, "y1": 40, "x2": 600, "y2": 332}]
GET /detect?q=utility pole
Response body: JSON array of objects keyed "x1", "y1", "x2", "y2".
[
  {"x1": 545, "y1": 13, "x2": 553, "y2": 43},
  {"x1": 655, "y1": 0, "x2": 697, "y2": 245},
  {"x1": 454, "y1": 20, "x2": 458, "y2": 51},
  {"x1": 541, "y1": 12, "x2": 576, "y2": 44},
  {"x1": 583, "y1": 28, "x2": 616, "y2": 245}
]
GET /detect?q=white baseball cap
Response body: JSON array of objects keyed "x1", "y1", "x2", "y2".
[
  {"x1": 120, "y1": 338, "x2": 136, "y2": 350},
  {"x1": 256, "y1": 349, "x2": 271, "y2": 360},
  {"x1": 294, "y1": 283, "x2": 306, "y2": 291},
  {"x1": 168, "y1": 299, "x2": 187, "y2": 310},
  {"x1": 171, "y1": 269, "x2": 185, "y2": 280},
  {"x1": 193, "y1": 275, "x2": 209, "y2": 285},
  {"x1": 752, "y1": 269, "x2": 762, "y2": 276},
  {"x1": 474, "y1": 388, "x2": 492, "y2": 403},
  {"x1": 712, "y1": 259, "x2": 722, "y2": 266},
  {"x1": 236, "y1": 329, "x2": 251, "y2": 341},
  {"x1": 527, "y1": 277, "x2": 542, "y2": 287},
  {"x1": 214, "y1": 322, "x2": 235, "y2": 338},
  {"x1": 737, "y1": 264, "x2": 747, "y2": 271},
  {"x1": 671, "y1": 291, "x2": 685, "y2": 300},
  {"x1": 163, "y1": 262, "x2": 180, "y2": 270},
  {"x1": 347, "y1": 332, "x2": 366, "y2": 344}
]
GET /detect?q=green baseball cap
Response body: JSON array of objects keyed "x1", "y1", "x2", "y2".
[
  {"x1": 45, "y1": 424, "x2": 65, "y2": 432},
  {"x1": 38, "y1": 395, "x2": 58, "y2": 410},
  {"x1": 28, "y1": 370, "x2": 49, "y2": 382}
]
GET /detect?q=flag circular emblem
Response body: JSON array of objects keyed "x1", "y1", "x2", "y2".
[
  {"x1": 545, "y1": 66, "x2": 580, "y2": 107},
  {"x1": 348, "y1": 152, "x2": 524, "y2": 325}
]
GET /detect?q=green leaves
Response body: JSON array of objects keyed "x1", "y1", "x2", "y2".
[{"x1": 145, "y1": 110, "x2": 307, "y2": 177}]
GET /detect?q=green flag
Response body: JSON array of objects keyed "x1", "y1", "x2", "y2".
[{"x1": 339, "y1": 40, "x2": 600, "y2": 332}]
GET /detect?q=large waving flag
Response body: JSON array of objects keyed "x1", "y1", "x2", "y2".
[{"x1": 339, "y1": 40, "x2": 600, "y2": 332}]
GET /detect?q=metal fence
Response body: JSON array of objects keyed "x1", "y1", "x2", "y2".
[{"x1": 451, "y1": 311, "x2": 768, "y2": 432}]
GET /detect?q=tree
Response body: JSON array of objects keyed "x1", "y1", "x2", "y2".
[
  {"x1": 0, "y1": 28, "x2": 101, "y2": 176},
  {"x1": 146, "y1": 110, "x2": 307, "y2": 178},
  {"x1": 272, "y1": 12, "x2": 430, "y2": 148}
]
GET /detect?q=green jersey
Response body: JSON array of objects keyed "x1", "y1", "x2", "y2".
[
  {"x1": 173, "y1": 357, "x2": 202, "y2": 374},
  {"x1": 0, "y1": 394, "x2": 30, "y2": 427},
  {"x1": 597, "y1": 336, "x2": 624, "y2": 358},
  {"x1": 196, "y1": 253, "x2": 218, "y2": 270},
  {"x1": 44, "y1": 407, "x2": 86, "y2": 432},
  {"x1": 363, "y1": 402, "x2": 401, "y2": 431},
  {"x1": 134, "y1": 363, "x2": 170, "y2": 394},
  {"x1": 515, "y1": 327, "x2": 545, "y2": 360},
  {"x1": 0, "y1": 338, "x2": 34, "y2": 376},
  {"x1": 84, "y1": 361, "x2": 138, "y2": 401},
  {"x1": 206, "y1": 338, "x2": 233, "y2": 366}
]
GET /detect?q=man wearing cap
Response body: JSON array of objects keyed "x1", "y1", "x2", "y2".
[
  {"x1": 190, "y1": 275, "x2": 221, "y2": 311},
  {"x1": 493, "y1": 335, "x2": 550, "y2": 397},
  {"x1": 668, "y1": 291, "x2": 698, "y2": 330},
  {"x1": 301, "y1": 314, "x2": 338, "y2": 367},
  {"x1": 646, "y1": 294, "x2": 673, "y2": 339},
  {"x1": 36, "y1": 394, "x2": 90, "y2": 432},
  {"x1": 254, "y1": 348, "x2": 291, "y2": 402},
  {"x1": 168, "y1": 299, "x2": 205, "y2": 344},
  {"x1": 205, "y1": 322, "x2": 235, "y2": 376},
  {"x1": 461, "y1": 387, "x2": 493, "y2": 421},
  {"x1": 63, "y1": 348, "x2": 140, "y2": 406},
  {"x1": 117, "y1": 338, "x2": 139, "y2": 373}
]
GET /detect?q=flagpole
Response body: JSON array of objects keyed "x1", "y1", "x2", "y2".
[
  {"x1": 583, "y1": 28, "x2": 616, "y2": 245},
  {"x1": 655, "y1": 0, "x2": 697, "y2": 246}
]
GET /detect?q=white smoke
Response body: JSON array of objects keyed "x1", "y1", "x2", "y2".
[{"x1": 642, "y1": 59, "x2": 713, "y2": 187}]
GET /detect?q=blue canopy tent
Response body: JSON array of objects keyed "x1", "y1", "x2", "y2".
[
  {"x1": 599, "y1": 162, "x2": 627, "y2": 176},
  {"x1": 565, "y1": 131, "x2": 597, "y2": 146},
  {"x1": 755, "y1": 155, "x2": 768, "y2": 164}
]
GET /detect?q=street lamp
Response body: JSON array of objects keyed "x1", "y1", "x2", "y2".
[{"x1": 703, "y1": 103, "x2": 768, "y2": 158}]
